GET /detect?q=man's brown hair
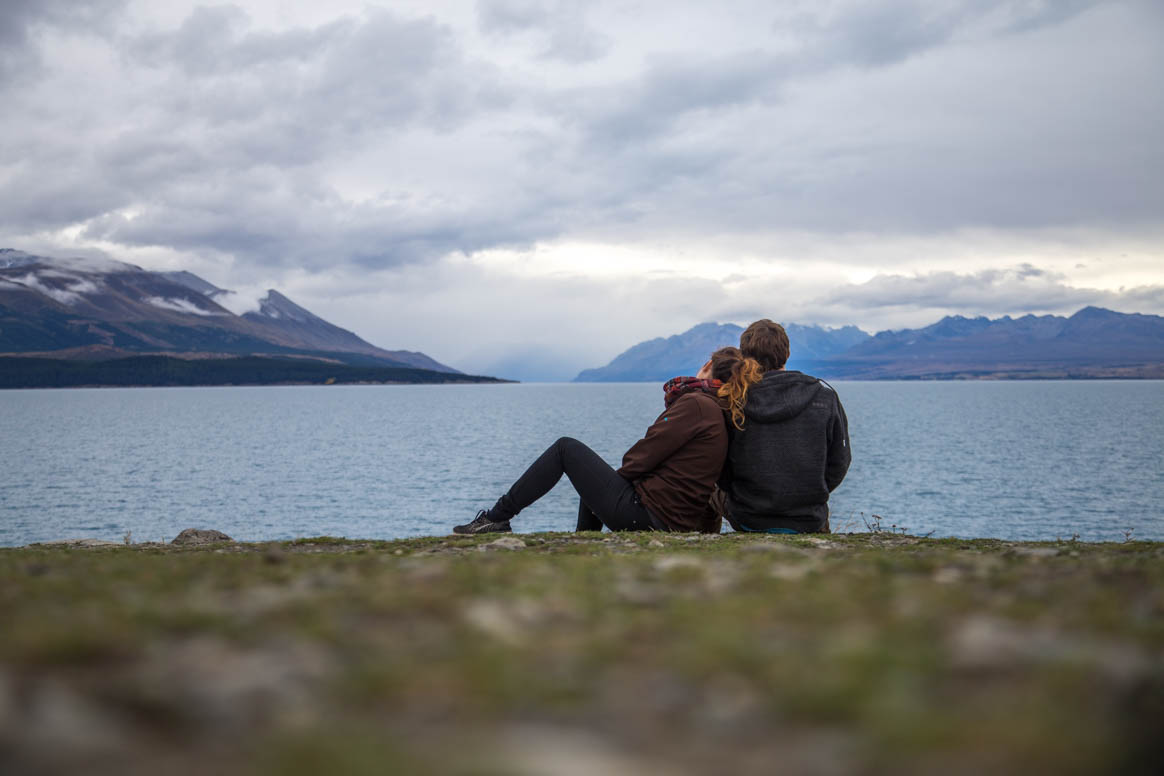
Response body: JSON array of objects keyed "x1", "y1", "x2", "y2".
[{"x1": 739, "y1": 319, "x2": 790, "y2": 371}]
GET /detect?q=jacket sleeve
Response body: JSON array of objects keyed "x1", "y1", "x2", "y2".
[
  {"x1": 617, "y1": 395, "x2": 704, "y2": 480},
  {"x1": 824, "y1": 392, "x2": 851, "y2": 492},
  {"x1": 717, "y1": 425, "x2": 735, "y2": 491}
]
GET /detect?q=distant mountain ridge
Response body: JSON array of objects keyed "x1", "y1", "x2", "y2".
[
  {"x1": 820, "y1": 307, "x2": 1164, "y2": 378},
  {"x1": 575, "y1": 308, "x2": 1164, "y2": 381},
  {"x1": 0, "y1": 248, "x2": 458, "y2": 373},
  {"x1": 574, "y1": 321, "x2": 870, "y2": 382}
]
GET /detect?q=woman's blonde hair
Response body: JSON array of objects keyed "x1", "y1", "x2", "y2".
[{"x1": 708, "y1": 346, "x2": 763, "y2": 430}]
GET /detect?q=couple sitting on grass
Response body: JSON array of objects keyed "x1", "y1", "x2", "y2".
[{"x1": 455, "y1": 319, "x2": 851, "y2": 537}]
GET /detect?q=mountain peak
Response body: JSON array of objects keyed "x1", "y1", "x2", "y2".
[
  {"x1": 683, "y1": 321, "x2": 740, "y2": 336},
  {"x1": 0, "y1": 248, "x2": 140, "y2": 274},
  {"x1": 252, "y1": 289, "x2": 324, "y2": 324},
  {"x1": 155, "y1": 270, "x2": 225, "y2": 297},
  {"x1": 1069, "y1": 306, "x2": 1118, "y2": 320}
]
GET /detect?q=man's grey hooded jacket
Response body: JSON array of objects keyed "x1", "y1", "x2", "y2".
[{"x1": 724, "y1": 370, "x2": 850, "y2": 533}]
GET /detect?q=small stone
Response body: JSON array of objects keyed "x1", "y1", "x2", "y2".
[
  {"x1": 1013, "y1": 547, "x2": 1059, "y2": 558},
  {"x1": 171, "y1": 528, "x2": 234, "y2": 546},
  {"x1": 393, "y1": 549, "x2": 404, "y2": 556},
  {"x1": 262, "y1": 544, "x2": 286, "y2": 564},
  {"x1": 933, "y1": 566, "x2": 964, "y2": 584},
  {"x1": 770, "y1": 562, "x2": 813, "y2": 581},
  {"x1": 487, "y1": 537, "x2": 527, "y2": 551},
  {"x1": 462, "y1": 598, "x2": 543, "y2": 645},
  {"x1": 740, "y1": 541, "x2": 804, "y2": 555},
  {"x1": 654, "y1": 556, "x2": 704, "y2": 572},
  {"x1": 647, "y1": 539, "x2": 665, "y2": 548}
]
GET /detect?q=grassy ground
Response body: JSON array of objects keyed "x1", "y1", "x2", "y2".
[{"x1": 1, "y1": 532, "x2": 1161, "y2": 775}]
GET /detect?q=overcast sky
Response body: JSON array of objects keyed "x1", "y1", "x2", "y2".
[{"x1": 2, "y1": 0, "x2": 1162, "y2": 378}]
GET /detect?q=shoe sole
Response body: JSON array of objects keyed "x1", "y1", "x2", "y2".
[{"x1": 452, "y1": 522, "x2": 512, "y2": 535}]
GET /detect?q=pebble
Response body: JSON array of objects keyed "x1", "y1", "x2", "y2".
[
  {"x1": 1013, "y1": 547, "x2": 1059, "y2": 558},
  {"x1": 653, "y1": 556, "x2": 705, "y2": 572},
  {"x1": 932, "y1": 566, "x2": 964, "y2": 584},
  {"x1": 262, "y1": 544, "x2": 287, "y2": 564},
  {"x1": 740, "y1": 541, "x2": 805, "y2": 555},
  {"x1": 769, "y1": 562, "x2": 814, "y2": 581},
  {"x1": 487, "y1": 537, "x2": 527, "y2": 551}
]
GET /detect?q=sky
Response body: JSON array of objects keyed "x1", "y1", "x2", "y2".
[{"x1": 2, "y1": 0, "x2": 1162, "y2": 379}]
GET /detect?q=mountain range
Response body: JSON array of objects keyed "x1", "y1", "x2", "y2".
[
  {"x1": 0, "y1": 249, "x2": 457, "y2": 373},
  {"x1": 575, "y1": 308, "x2": 1164, "y2": 381},
  {"x1": 6, "y1": 249, "x2": 1162, "y2": 384},
  {"x1": 574, "y1": 322, "x2": 869, "y2": 382}
]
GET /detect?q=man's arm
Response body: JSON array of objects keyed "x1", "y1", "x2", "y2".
[
  {"x1": 824, "y1": 393, "x2": 851, "y2": 492},
  {"x1": 617, "y1": 395, "x2": 704, "y2": 480}
]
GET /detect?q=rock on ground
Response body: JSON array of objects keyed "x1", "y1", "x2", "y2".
[{"x1": 171, "y1": 528, "x2": 234, "y2": 546}]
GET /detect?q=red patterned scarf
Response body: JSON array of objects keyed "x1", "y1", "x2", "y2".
[{"x1": 663, "y1": 376, "x2": 723, "y2": 408}]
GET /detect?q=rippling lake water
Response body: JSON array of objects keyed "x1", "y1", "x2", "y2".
[{"x1": 1, "y1": 381, "x2": 1161, "y2": 546}]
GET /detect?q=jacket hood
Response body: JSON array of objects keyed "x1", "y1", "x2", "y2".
[{"x1": 744, "y1": 370, "x2": 823, "y2": 424}]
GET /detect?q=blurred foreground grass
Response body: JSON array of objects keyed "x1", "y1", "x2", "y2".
[{"x1": 1, "y1": 532, "x2": 1161, "y2": 775}]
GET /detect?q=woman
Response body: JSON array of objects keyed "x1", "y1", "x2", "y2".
[{"x1": 453, "y1": 347, "x2": 763, "y2": 535}]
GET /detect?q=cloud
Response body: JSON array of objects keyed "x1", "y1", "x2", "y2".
[
  {"x1": 820, "y1": 265, "x2": 1164, "y2": 318},
  {"x1": 8, "y1": 0, "x2": 1159, "y2": 264},
  {"x1": 0, "y1": 0, "x2": 1161, "y2": 361},
  {"x1": 795, "y1": 0, "x2": 1105, "y2": 69},
  {"x1": 6, "y1": 6, "x2": 528, "y2": 267},
  {"x1": 477, "y1": 0, "x2": 610, "y2": 62},
  {"x1": 0, "y1": 0, "x2": 126, "y2": 86},
  {"x1": 559, "y1": 0, "x2": 1108, "y2": 151},
  {"x1": 142, "y1": 296, "x2": 223, "y2": 316},
  {"x1": 213, "y1": 287, "x2": 270, "y2": 316},
  {"x1": 13, "y1": 272, "x2": 100, "y2": 305}
]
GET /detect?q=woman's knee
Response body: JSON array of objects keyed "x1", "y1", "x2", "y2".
[{"x1": 553, "y1": 436, "x2": 584, "y2": 456}]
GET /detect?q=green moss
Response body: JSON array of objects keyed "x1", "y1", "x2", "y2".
[{"x1": 1, "y1": 534, "x2": 1161, "y2": 774}]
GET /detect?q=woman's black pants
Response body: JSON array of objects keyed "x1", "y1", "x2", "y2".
[{"x1": 489, "y1": 437, "x2": 662, "y2": 532}]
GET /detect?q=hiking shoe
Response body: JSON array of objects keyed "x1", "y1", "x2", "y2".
[{"x1": 453, "y1": 510, "x2": 512, "y2": 535}]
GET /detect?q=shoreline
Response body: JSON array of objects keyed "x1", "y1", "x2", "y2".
[{"x1": 10, "y1": 530, "x2": 1162, "y2": 550}]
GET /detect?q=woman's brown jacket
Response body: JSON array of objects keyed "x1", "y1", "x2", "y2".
[{"x1": 617, "y1": 391, "x2": 728, "y2": 532}]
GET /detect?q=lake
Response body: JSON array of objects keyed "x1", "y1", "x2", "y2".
[{"x1": 1, "y1": 381, "x2": 1161, "y2": 546}]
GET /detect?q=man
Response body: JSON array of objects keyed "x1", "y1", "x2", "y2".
[{"x1": 722, "y1": 319, "x2": 850, "y2": 534}]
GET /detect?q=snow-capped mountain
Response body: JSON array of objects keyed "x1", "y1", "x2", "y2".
[{"x1": 0, "y1": 249, "x2": 459, "y2": 372}]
